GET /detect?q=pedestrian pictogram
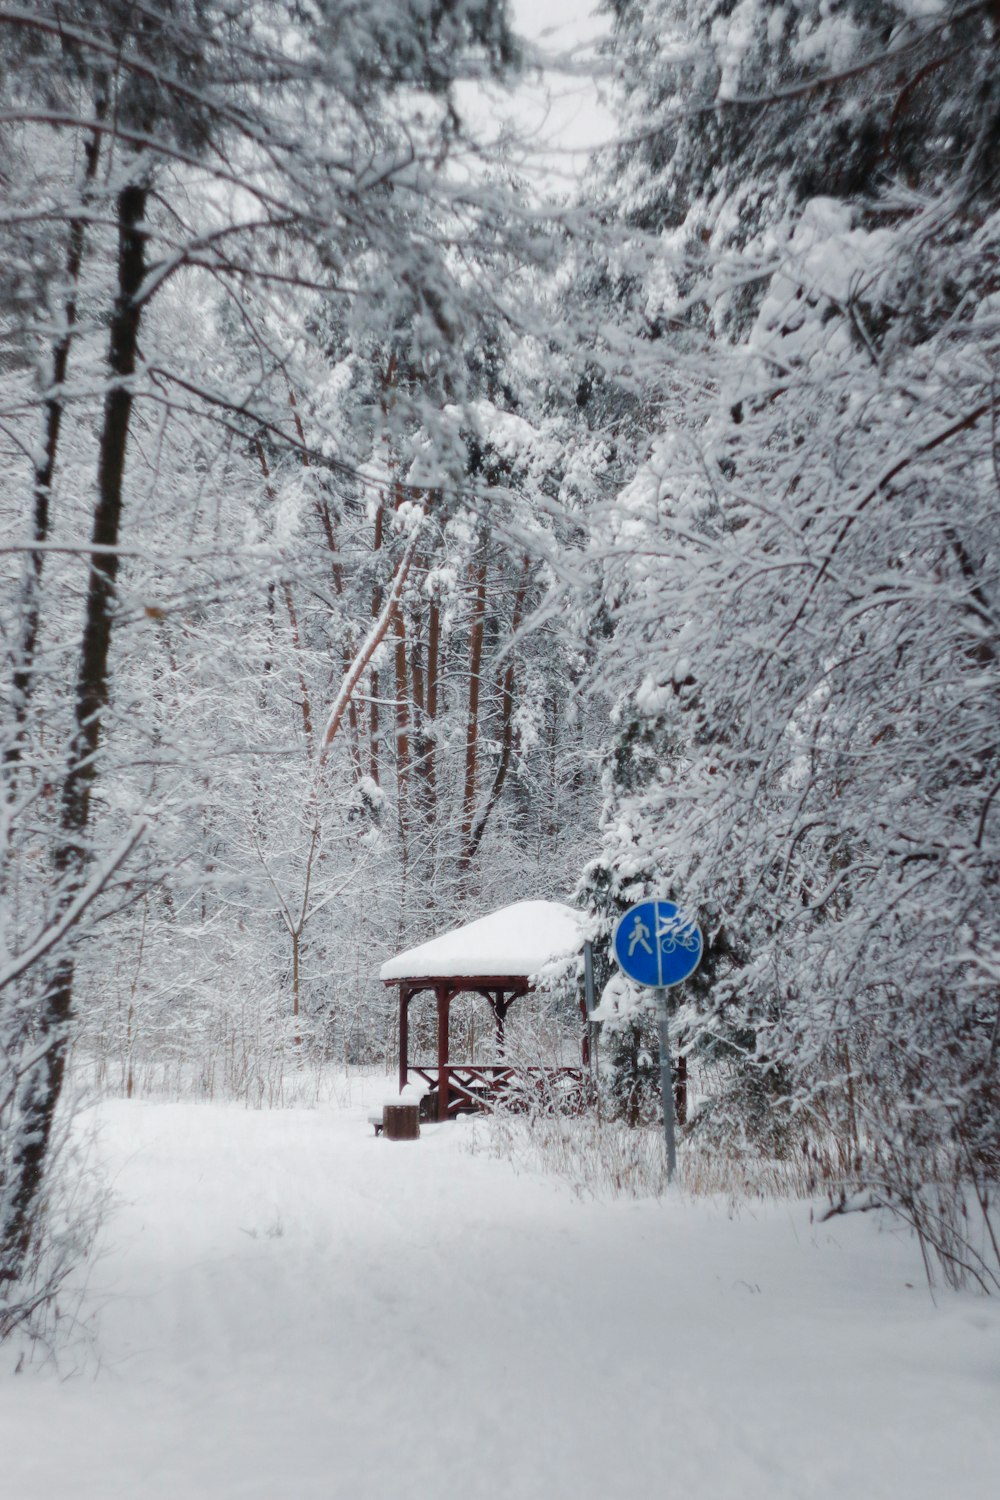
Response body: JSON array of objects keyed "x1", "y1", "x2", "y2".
[{"x1": 627, "y1": 913, "x2": 653, "y2": 958}]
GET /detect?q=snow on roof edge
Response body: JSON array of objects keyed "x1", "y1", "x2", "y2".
[{"x1": 379, "y1": 899, "x2": 582, "y2": 982}]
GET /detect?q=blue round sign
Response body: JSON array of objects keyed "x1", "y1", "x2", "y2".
[{"x1": 612, "y1": 900, "x2": 703, "y2": 989}]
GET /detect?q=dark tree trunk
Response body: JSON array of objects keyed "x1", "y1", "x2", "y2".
[
  {"x1": 5, "y1": 124, "x2": 102, "y2": 782},
  {"x1": 1, "y1": 183, "x2": 147, "y2": 1288},
  {"x1": 426, "y1": 590, "x2": 440, "y2": 807},
  {"x1": 281, "y1": 581, "x2": 315, "y2": 755},
  {"x1": 393, "y1": 606, "x2": 411, "y2": 847},
  {"x1": 459, "y1": 551, "x2": 488, "y2": 873},
  {"x1": 466, "y1": 557, "x2": 531, "y2": 860},
  {"x1": 408, "y1": 567, "x2": 438, "y2": 835},
  {"x1": 369, "y1": 501, "x2": 385, "y2": 784},
  {"x1": 253, "y1": 438, "x2": 315, "y2": 753}
]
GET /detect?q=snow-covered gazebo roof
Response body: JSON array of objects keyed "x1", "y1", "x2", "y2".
[{"x1": 379, "y1": 899, "x2": 582, "y2": 984}]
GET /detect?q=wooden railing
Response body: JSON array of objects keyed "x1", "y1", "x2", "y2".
[{"x1": 409, "y1": 1063, "x2": 588, "y2": 1120}]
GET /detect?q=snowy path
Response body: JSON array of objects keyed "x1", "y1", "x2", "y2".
[{"x1": 3, "y1": 1084, "x2": 998, "y2": 1499}]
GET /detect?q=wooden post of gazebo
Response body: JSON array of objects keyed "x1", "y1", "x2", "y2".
[
  {"x1": 398, "y1": 984, "x2": 412, "y2": 1096},
  {"x1": 436, "y1": 982, "x2": 451, "y2": 1122}
]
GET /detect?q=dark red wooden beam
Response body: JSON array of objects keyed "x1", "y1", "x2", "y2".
[{"x1": 382, "y1": 975, "x2": 531, "y2": 993}]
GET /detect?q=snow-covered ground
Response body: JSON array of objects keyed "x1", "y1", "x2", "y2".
[{"x1": 3, "y1": 1080, "x2": 998, "y2": 1499}]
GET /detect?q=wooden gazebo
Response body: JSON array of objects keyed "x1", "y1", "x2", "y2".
[{"x1": 380, "y1": 900, "x2": 587, "y2": 1122}]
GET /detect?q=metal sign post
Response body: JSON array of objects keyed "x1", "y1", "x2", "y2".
[
  {"x1": 654, "y1": 987, "x2": 677, "y2": 1181},
  {"x1": 611, "y1": 899, "x2": 703, "y2": 1184},
  {"x1": 583, "y1": 940, "x2": 597, "y2": 1080}
]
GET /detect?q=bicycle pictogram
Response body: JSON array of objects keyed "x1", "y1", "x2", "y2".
[{"x1": 655, "y1": 915, "x2": 701, "y2": 956}]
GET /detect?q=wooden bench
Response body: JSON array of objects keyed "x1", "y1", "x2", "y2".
[{"x1": 368, "y1": 1113, "x2": 384, "y2": 1136}]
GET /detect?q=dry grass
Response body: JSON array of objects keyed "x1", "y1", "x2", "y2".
[{"x1": 473, "y1": 1106, "x2": 824, "y2": 1206}]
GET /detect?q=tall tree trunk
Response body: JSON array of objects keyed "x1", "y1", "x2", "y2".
[
  {"x1": 253, "y1": 438, "x2": 315, "y2": 754},
  {"x1": 317, "y1": 510, "x2": 426, "y2": 765},
  {"x1": 341, "y1": 654, "x2": 365, "y2": 782},
  {"x1": 466, "y1": 557, "x2": 531, "y2": 860},
  {"x1": 369, "y1": 501, "x2": 385, "y2": 784},
  {"x1": 314, "y1": 506, "x2": 364, "y2": 778},
  {"x1": 409, "y1": 584, "x2": 439, "y2": 899},
  {"x1": 281, "y1": 581, "x2": 315, "y2": 756},
  {"x1": 288, "y1": 388, "x2": 365, "y2": 774},
  {"x1": 393, "y1": 606, "x2": 411, "y2": 848},
  {"x1": 5, "y1": 122, "x2": 103, "y2": 783},
  {"x1": 409, "y1": 597, "x2": 435, "y2": 833},
  {"x1": 291, "y1": 927, "x2": 301, "y2": 1047},
  {"x1": 459, "y1": 550, "x2": 488, "y2": 873},
  {"x1": 1, "y1": 183, "x2": 147, "y2": 1288},
  {"x1": 369, "y1": 353, "x2": 397, "y2": 788},
  {"x1": 426, "y1": 590, "x2": 440, "y2": 811}
]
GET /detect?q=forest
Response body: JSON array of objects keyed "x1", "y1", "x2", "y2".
[{"x1": 1, "y1": 0, "x2": 998, "y2": 1344}]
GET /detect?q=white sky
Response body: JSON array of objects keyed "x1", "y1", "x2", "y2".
[{"x1": 457, "y1": 0, "x2": 618, "y2": 197}]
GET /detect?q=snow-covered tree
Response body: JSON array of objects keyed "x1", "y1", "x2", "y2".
[
  {"x1": 587, "y1": 0, "x2": 1000, "y2": 1280},
  {"x1": 1, "y1": 0, "x2": 554, "y2": 1331}
]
